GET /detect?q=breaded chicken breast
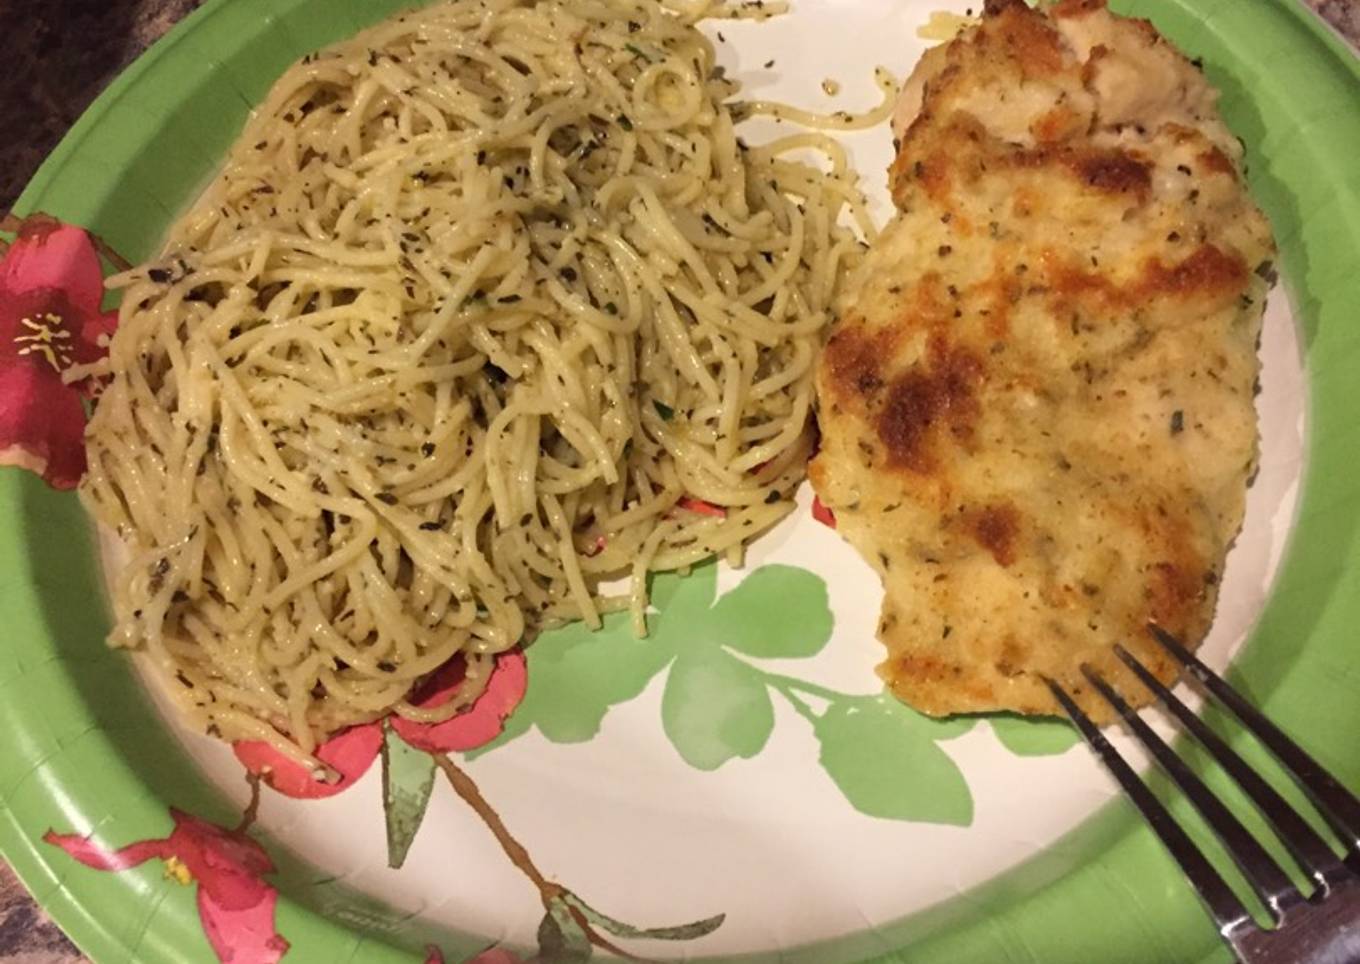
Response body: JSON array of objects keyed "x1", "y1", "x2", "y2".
[{"x1": 809, "y1": 0, "x2": 1274, "y2": 722}]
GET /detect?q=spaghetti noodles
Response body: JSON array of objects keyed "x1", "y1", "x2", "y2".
[{"x1": 77, "y1": 0, "x2": 889, "y2": 765}]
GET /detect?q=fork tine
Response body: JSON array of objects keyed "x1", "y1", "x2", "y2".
[
  {"x1": 1081, "y1": 664, "x2": 1300, "y2": 921},
  {"x1": 1116, "y1": 643, "x2": 1352, "y2": 896},
  {"x1": 1044, "y1": 676, "x2": 1257, "y2": 942},
  {"x1": 1149, "y1": 624, "x2": 1360, "y2": 861}
]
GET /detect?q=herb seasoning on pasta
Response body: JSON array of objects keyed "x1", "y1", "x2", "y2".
[{"x1": 76, "y1": 0, "x2": 890, "y2": 766}]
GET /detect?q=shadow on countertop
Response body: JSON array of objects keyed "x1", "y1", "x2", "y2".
[{"x1": 0, "y1": 0, "x2": 204, "y2": 211}]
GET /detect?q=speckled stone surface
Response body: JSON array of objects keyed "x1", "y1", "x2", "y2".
[
  {"x1": 1309, "y1": 0, "x2": 1360, "y2": 47},
  {"x1": 0, "y1": 863, "x2": 82, "y2": 963},
  {"x1": 0, "y1": 0, "x2": 205, "y2": 211},
  {"x1": 0, "y1": 0, "x2": 1355, "y2": 961}
]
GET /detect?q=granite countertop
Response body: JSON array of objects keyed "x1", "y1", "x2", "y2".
[
  {"x1": 0, "y1": 0, "x2": 1356, "y2": 961},
  {"x1": 0, "y1": 867, "x2": 80, "y2": 964},
  {"x1": 0, "y1": 0, "x2": 204, "y2": 211},
  {"x1": 1310, "y1": 0, "x2": 1360, "y2": 47}
]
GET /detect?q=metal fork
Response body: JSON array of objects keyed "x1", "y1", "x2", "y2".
[{"x1": 1046, "y1": 625, "x2": 1360, "y2": 964}]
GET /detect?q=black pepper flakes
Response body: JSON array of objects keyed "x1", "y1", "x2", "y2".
[
  {"x1": 1170, "y1": 410, "x2": 1185, "y2": 435},
  {"x1": 764, "y1": 490, "x2": 782, "y2": 504},
  {"x1": 421, "y1": 442, "x2": 436, "y2": 457}
]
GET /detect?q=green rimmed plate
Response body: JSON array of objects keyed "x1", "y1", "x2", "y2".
[{"x1": 2, "y1": 0, "x2": 1358, "y2": 961}]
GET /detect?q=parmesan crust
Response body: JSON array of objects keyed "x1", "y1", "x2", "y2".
[{"x1": 811, "y1": 0, "x2": 1274, "y2": 722}]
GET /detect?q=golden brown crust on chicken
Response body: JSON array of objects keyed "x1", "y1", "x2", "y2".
[{"x1": 811, "y1": 0, "x2": 1274, "y2": 722}]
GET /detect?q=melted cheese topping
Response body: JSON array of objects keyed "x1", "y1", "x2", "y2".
[{"x1": 812, "y1": 0, "x2": 1274, "y2": 721}]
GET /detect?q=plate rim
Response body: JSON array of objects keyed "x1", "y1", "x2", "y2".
[{"x1": 2, "y1": 0, "x2": 1358, "y2": 961}]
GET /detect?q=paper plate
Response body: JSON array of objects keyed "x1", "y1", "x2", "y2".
[{"x1": 2, "y1": 0, "x2": 1358, "y2": 961}]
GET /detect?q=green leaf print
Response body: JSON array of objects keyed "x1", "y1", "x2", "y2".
[
  {"x1": 381, "y1": 721, "x2": 436, "y2": 869},
  {"x1": 662, "y1": 645, "x2": 775, "y2": 770},
  {"x1": 471, "y1": 566, "x2": 717, "y2": 758},
  {"x1": 565, "y1": 893, "x2": 726, "y2": 940},
  {"x1": 481, "y1": 614, "x2": 676, "y2": 751},
  {"x1": 991, "y1": 713, "x2": 1080, "y2": 756},
  {"x1": 643, "y1": 563, "x2": 725, "y2": 651},
  {"x1": 646, "y1": 563, "x2": 716, "y2": 614},
  {"x1": 475, "y1": 559, "x2": 983, "y2": 826},
  {"x1": 813, "y1": 695, "x2": 974, "y2": 826},
  {"x1": 538, "y1": 895, "x2": 592, "y2": 961},
  {"x1": 711, "y1": 564, "x2": 833, "y2": 659}
]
